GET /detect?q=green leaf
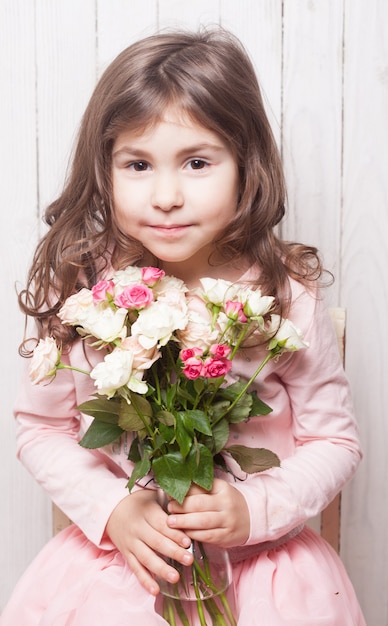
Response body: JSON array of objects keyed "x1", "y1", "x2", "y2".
[
  {"x1": 79, "y1": 419, "x2": 124, "y2": 448},
  {"x1": 158, "y1": 422, "x2": 175, "y2": 444},
  {"x1": 225, "y1": 445, "x2": 280, "y2": 473},
  {"x1": 193, "y1": 378, "x2": 205, "y2": 395},
  {"x1": 175, "y1": 413, "x2": 192, "y2": 458},
  {"x1": 156, "y1": 410, "x2": 175, "y2": 426},
  {"x1": 210, "y1": 419, "x2": 230, "y2": 453},
  {"x1": 220, "y1": 381, "x2": 246, "y2": 399},
  {"x1": 77, "y1": 397, "x2": 121, "y2": 423},
  {"x1": 127, "y1": 436, "x2": 141, "y2": 462},
  {"x1": 152, "y1": 452, "x2": 191, "y2": 504},
  {"x1": 188, "y1": 444, "x2": 214, "y2": 492},
  {"x1": 126, "y1": 456, "x2": 151, "y2": 492},
  {"x1": 175, "y1": 385, "x2": 196, "y2": 404},
  {"x1": 118, "y1": 395, "x2": 152, "y2": 431},
  {"x1": 185, "y1": 410, "x2": 212, "y2": 436},
  {"x1": 208, "y1": 400, "x2": 231, "y2": 421},
  {"x1": 226, "y1": 393, "x2": 253, "y2": 423},
  {"x1": 249, "y1": 391, "x2": 273, "y2": 416}
]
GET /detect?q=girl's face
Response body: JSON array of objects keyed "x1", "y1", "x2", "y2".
[{"x1": 111, "y1": 107, "x2": 240, "y2": 284}]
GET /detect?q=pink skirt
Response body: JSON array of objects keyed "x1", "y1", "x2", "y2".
[{"x1": 0, "y1": 524, "x2": 365, "y2": 625}]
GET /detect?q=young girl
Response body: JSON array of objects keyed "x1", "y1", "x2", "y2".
[{"x1": 2, "y1": 29, "x2": 365, "y2": 625}]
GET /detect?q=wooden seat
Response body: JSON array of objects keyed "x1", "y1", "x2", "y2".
[
  {"x1": 319, "y1": 307, "x2": 346, "y2": 553},
  {"x1": 53, "y1": 307, "x2": 346, "y2": 553}
]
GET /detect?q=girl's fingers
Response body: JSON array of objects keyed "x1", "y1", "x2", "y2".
[
  {"x1": 126, "y1": 534, "x2": 193, "y2": 594},
  {"x1": 166, "y1": 480, "x2": 250, "y2": 546}
]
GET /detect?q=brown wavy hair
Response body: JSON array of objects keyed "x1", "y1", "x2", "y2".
[{"x1": 19, "y1": 27, "x2": 328, "y2": 352}]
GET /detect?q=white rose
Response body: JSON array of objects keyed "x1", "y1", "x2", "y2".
[
  {"x1": 29, "y1": 337, "x2": 60, "y2": 384},
  {"x1": 90, "y1": 348, "x2": 135, "y2": 397},
  {"x1": 78, "y1": 305, "x2": 128, "y2": 343},
  {"x1": 199, "y1": 277, "x2": 240, "y2": 306},
  {"x1": 239, "y1": 289, "x2": 274, "y2": 318},
  {"x1": 59, "y1": 290, "x2": 127, "y2": 342},
  {"x1": 131, "y1": 301, "x2": 187, "y2": 349},
  {"x1": 268, "y1": 315, "x2": 309, "y2": 351}
]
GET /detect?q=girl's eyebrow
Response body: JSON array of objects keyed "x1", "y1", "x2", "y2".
[{"x1": 112, "y1": 142, "x2": 227, "y2": 159}]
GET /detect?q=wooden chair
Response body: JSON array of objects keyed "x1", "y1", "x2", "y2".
[
  {"x1": 52, "y1": 307, "x2": 346, "y2": 554},
  {"x1": 319, "y1": 307, "x2": 346, "y2": 553}
]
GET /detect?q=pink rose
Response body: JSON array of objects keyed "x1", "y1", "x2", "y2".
[
  {"x1": 225, "y1": 300, "x2": 247, "y2": 323},
  {"x1": 141, "y1": 266, "x2": 165, "y2": 285},
  {"x1": 203, "y1": 357, "x2": 232, "y2": 379},
  {"x1": 180, "y1": 347, "x2": 204, "y2": 362},
  {"x1": 91, "y1": 280, "x2": 115, "y2": 303},
  {"x1": 182, "y1": 357, "x2": 205, "y2": 380},
  {"x1": 114, "y1": 284, "x2": 154, "y2": 309},
  {"x1": 209, "y1": 344, "x2": 231, "y2": 358}
]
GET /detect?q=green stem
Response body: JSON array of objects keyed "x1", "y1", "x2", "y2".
[
  {"x1": 57, "y1": 363, "x2": 91, "y2": 377},
  {"x1": 164, "y1": 596, "x2": 177, "y2": 626},
  {"x1": 193, "y1": 544, "x2": 236, "y2": 625},
  {"x1": 152, "y1": 366, "x2": 162, "y2": 405},
  {"x1": 212, "y1": 348, "x2": 279, "y2": 428},
  {"x1": 229, "y1": 325, "x2": 250, "y2": 359},
  {"x1": 192, "y1": 565, "x2": 208, "y2": 626}
]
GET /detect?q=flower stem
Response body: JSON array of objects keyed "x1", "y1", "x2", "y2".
[
  {"x1": 57, "y1": 363, "x2": 91, "y2": 377},
  {"x1": 212, "y1": 349, "x2": 279, "y2": 428},
  {"x1": 192, "y1": 565, "x2": 208, "y2": 626}
]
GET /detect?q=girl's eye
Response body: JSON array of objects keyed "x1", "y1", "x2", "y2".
[
  {"x1": 129, "y1": 161, "x2": 149, "y2": 171},
  {"x1": 188, "y1": 159, "x2": 207, "y2": 170}
]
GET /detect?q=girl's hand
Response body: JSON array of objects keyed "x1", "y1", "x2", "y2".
[
  {"x1": 105, "y1": 489, "x2": 193, "y2": 595},
  {"x1": 166, "y1": 478, "x2": 250, "y2": 547}
]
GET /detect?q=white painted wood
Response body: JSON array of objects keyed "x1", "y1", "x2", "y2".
[
  {"x1": 0, "y1": 0, "x2": 51, "y2": 610},
  {"x1": 281, "y1": 0, "x2": 344, "y2": 305},
  {"x1": 97, "y1": 0, "x2": 159, "y2": 74},
  {"x1": 158, "y1": 0, "x2": 220, "y2": 30},
  {"x1": 35, "y1": 0, "x2": 97, "y2": 215},
  {"x1": 340, "y1": 0, "x2": 388, "y2": 623},
  {"x1": 1, "y1": 1, "x2": 386, "y2": 623},
  {"x1": 220, "y1": 0, "x2": 283, "y2": 144}
]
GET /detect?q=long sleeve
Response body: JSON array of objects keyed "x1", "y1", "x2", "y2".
[
  {"x1": 14, "y1": 342, "x2": 141, "y2": 549},
  {"x1": 227, "y1": 284, "x2": 362, "y2": 545}
]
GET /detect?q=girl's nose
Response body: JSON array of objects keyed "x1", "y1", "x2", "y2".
[{"x1": 151, "y1": 172, "x2": 184, "y2": 211}]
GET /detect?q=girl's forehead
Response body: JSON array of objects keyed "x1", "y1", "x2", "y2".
[{"x1": 114, "y1": 106, "x2": 224, "y2": 146}]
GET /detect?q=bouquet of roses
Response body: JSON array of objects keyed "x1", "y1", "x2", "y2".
[{"x1": 30, "y1": 265, "x2": 308, "y2": 625}]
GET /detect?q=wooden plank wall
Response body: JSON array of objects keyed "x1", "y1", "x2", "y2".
[{"x1": 1, "y1": 1, "x2": 387, "y2": 623}]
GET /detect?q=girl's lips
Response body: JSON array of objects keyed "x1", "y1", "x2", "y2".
[
  {"x1": 149, "y1": 224, "x2": 191, "y2": 234},
  {"x1": 151, "y1": 224, "x2": 190, "y2": 229}
]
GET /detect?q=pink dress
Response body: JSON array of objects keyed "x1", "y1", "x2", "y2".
[{"x1": 1, "y1": 277, "x2": 366, "y2": 625}]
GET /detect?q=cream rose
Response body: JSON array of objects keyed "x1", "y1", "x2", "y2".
[
  {"x1": 90, "y1": 347, "x2": 147, "y2": 397},
  {"x1": 58, "y1": 288, "x2": 94, "y2": 325},
  {"x1": 199, "y1": 277, "x2": 240, "y2": 306},
  {"x1": 29, "y1": 337, "x2": 60, "y2": 384},
  {"x1": 121, "y1": 335, "x2": 161, "y2": 371},
  {"x1": 177, "y1": 309, "x2": 218, "y2": 351},
  {"x1": 240, "y1": 289, "x2": 274, "y2": 318},
  {"x1": 131, "y1": 301, "x2": 187, "y2": 349},
  {"x1": 267, "y1": 315, "x2": 309, "y2": 351}
]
